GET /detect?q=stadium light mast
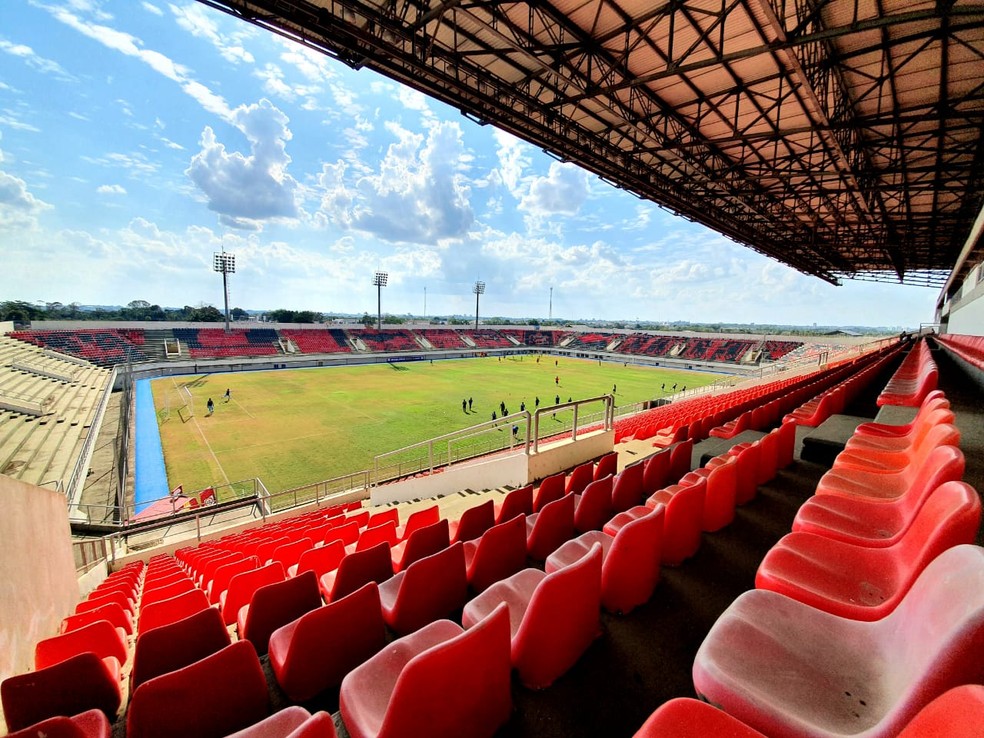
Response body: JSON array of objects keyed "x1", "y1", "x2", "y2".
[
  {"x1": 213, "y1": 251, "x2": 236, "y2": 333},
  {"x1": 373, "y1": 271, "x2": 388, "y2": 330},
  {"x1": 473, "y1": 280, "x2": 485, "y2": 331}
]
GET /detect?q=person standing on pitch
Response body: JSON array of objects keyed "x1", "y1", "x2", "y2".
[
  {"x1": 207, "y1": 398, "x2": 214, "y2": 416},
  {"x1": 224, "y1": 388, "x2": 231, "y2": 402}
]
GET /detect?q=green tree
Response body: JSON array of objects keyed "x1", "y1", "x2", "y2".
[
  {"x1": 0, "y1": 300, "x2": 43, "y2": 323},
  {"x1": 360, "y1": 312, "x2": 374, "y2": 327}
]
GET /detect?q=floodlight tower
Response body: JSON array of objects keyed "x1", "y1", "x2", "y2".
[
  {"x1": 213, "y1": 251, "x2": 236, "y2": 332},
  {"x1": 373, "y1": 271, "x2": 388, "y2": 330},
  {"x1": 473, "y1": 280, "x2": 485, "y2": 331}
]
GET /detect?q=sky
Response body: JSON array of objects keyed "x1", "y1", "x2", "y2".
[{"x1": 0, "y1": 0, "x2": 941, "y2": 329}]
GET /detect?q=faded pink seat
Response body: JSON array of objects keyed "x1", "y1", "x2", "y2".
[
  {"x1": 237, "y1": 570, "x2": 323, "y2": 654},
  {"x1": 594, "y1": 451, "x2": 618, "y2": 480},
  {"x1": 525, "y1": 492, "x2": 576, "y2": 560},
  {"x1": 573, "y1": 474, "x2": 614, "y2": 533},
  {"x1": 130, "y1": 605, "x2": 231, "y2": 692},
  {"x1": 127, "y1": 640, "x2": 270, "y2": 738},
  {"x1": 463, "y1": 513, "x2": 529, "y2": 593},
  {"x1": 379, "y1": 542, "x2": 468, "y2": 635},
  {"x1": 1, "y1": 652, "x2": 122, "y2": 732},
  {"x1": 395, "y1": 505, "x2": 440, "y2": 541},
  {"x1": 816, "y1": 441, "x2": 965, "y2": 503},
  {"x1": 226, "y1": 707, "x2": 337, "y2": 738},
  {"x1": 289, "y1": 540, "x2": 344, "y2": 579},
  {"x1": 548, "y1": 503, "x2": 664, "y2": 615},
  {"x1": 220, "y1": 561, "x2": 286, "y2": 625},
  {"x1": 35, "y1": 619, "x2": 128, "y2": 670},
  {"x1": 462, "y1": 543, "x2": 602, "y2": 688},
  {"x1": 139, "y1": 587, "x2": 210, "y2": 635},
  {"x1": 533, "y1": 473, "x2": 565, "y2": 512},
  {"x1": 270, "y1": 582, "x2": 387, "y2": 701},
  {"x1": 683, "y1": 454, "x2": 737, "y2": 532},
  {"x1": 320, "y1": 541, "x2": 394, "y2": 602},
  {"x1": 831, "y1": 421, "x2": 960, "y2": 474},
  {"x1": 755, "y1": 481, "x2": 981, "y2": 621},
  {"x1": 646, "y1": 476, "x2": 706, "y2": 566},
  {"x1": 632, "y1": 698, "x2": 767, "y2": 737},
  {"x1": 340, "y1": 605, "x2": 511, "y2": 738},
  {"x1": 495, "y1": 484, "x2": 533, "y2": 523},
  {"x1": 391, "y1": 518, "x2": 449, "y2": 572},
  {"x1": 693, "y1": 544, "x2": 984, "y2": 738},
  {"x1": 850, "y1": 391, "x2": 948, "y2": 444},
  {"x1": 897, "y1": 685, "x2": 984, "y2": 737},
  {"x1": 611, "y1": 460, "x2": 644, "y2": 513},
  {"x1": 845, "y1": 404, "x2": 954, "y2": 454},
  {"x1": 60, "y1": 601, "x2": 132, "y2": 637},
  {"x1": 449, "y1": 499, "x2": 495, "y2": 543},
  {"x1": 565, "y1": 462, "x2": 594, "y2": 496},
  {"x1": 5, "y1": 709, "x2": 112, "y2": 738}
]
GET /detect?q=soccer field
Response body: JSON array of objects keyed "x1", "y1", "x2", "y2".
[{"x1": 151, "y1": 356, "x2": 717, "y2": 496}]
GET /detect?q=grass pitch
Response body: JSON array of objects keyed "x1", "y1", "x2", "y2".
[{"x1": 151, "y1": 356, "x2": 717, "y2": 496}]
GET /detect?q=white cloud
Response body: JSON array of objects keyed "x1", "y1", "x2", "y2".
[
  {"x1": 0, "y1": 111, "x2": 41, "y2": 133},
  {"x1": 0, "y1": 39, "x2": 76, "y2": 81},
  {"x1": 493, "y1": 129, "x2": 529, "y2": 197},
  {"x1": 142, "y1": 2, "x2": 163, "y2": 16},
  {"x1": 0, "y1": 150, "x2": 52, "y2": 230},
  {"x1": 97, "y1": 184, "x2": 127, "y2": 195},
  {"x1": 160, "y1": 137, "x2": 184, "y2": 150},
  {"x1": 318, "y1": 120, "x2": 473, "y2": 243},
  {"x1": 169, "y1": 3, "x2": 254, "y2": 65},
  {"x1": 186, "y1": 99, "x2": 300, "y2": 229},
  {"x1": 520, "y1": 161, "x2": 589, "y2": 217}
]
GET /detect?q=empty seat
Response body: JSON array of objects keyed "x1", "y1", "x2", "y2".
[
  {"x1": 321, "y1": 541, "x2": 394, "y2": 603},
  {"x1": 60, "y1": 601, "x2": 132, "y2": 637},
  {"x1": 548, "y1": 503, "x2": 664, "y2": 615},
  {"x1": 221, "y1": 561, "x2": 286, "y2": 625},
  {"x1": 139, "y1": 587, "x2": 210, "y2": 635},
  {"x1": 131, "y1": 606, "x2": 231, "y2": 692},
  {"x1": 290, "y1": 540, "x2": 344, "y2": 579},
  {"x1": 667, "y1": 439, "x2": 694, "y2": 482},
  {"x1": 5, "y1": 708, "x2": 112, "y2": 738},
  {"x1": 395, "y1": 505, "x2": 440, "y2": 541},
  {"x1": 533, "y1": 473, "x2": 565, "y2": 513},
  {"x1": 324, "y1": 520, "x2": 361, "y2": 547},
  {"x1": 76, "y1": 589, "x2": 132, "y2": 619},
  {"x1": 641, "y1": 448, "x2": 671, "y2": 495},
  {"x1": 140, "y1": 577, "x2": 195, "y2": 608},
  {"x1": 1, "y1": 652, "x2": 122, "y2": 732},
  {"x1": 495, "y1": 484, "x2": 533, "y2": 523},
  {"x1": 525, "y1": 492, "x2": 576, "y2": 560},
  {"x1": 268, "y1": 538, "x2": 314, "y2": 571},
  {"x1": 594, "y1": 451, "x2": 618, "y2": 480},
  {"x1": 351, "y1": 520, "x2": 399, "y2": 552},
  {"x1": 831, "y1": 421, "x2": 960, "y2": 474},
  {"x1": 207, "y1": 556, "x2": 259, "y2": 602},
  {"x1": 226, "y1": 707, "x2": 338, "y2": 738},
  {"x1": 565, "y1": 462, "x2": 594, "y2": 496},
  {"x1": 339, "y1": 604, "x2": 511, "y2": 738},
  {"x1": 365, "y1": 508, "x2": 399, "y2": 530},
  {"x1": 237, "y1": 570, "x2": 323, "y2": 654},
  {"x1": 755, "y1": 481, "x2": 981, "y2": 620},
  {"x1": 379, "y1": 542, "x2": 468, "y2": 635},
  {"x1": 632, "y1": 698, "x2": 767, "y2": 737},
  {"x1": 35, "y1": 619, "x2": 128, "y2": 670},
  {"x1": 463, "y1": 513, "x2": 529, "y2": 593},
  {"x1": 610, "y1": 460, "x2": 644, "y2": 513},
  {"x1": 127, "y1": 640, "x2": 270, "y2": 738},
  {"x1": 573, "y1": 475, "x2": 614, "y2": 534},
  {"x1": 391, "y1": 518, "x2": 450, "y2": 573},
  {"x1": 896, "y1": 684, "x2": 984, "y2": 737},
  {"x1": 462, "y1": 543, "x2": 602, "y2": 688},
  {"x1": 646, "y1": 476, "x2": 706, "y2": 566},
  {"x1": 449, "y1": 499, "x2": 495, "y2": 543},
  {"x1": 683, "y1": 454, "x2": 737, "y2": 532},
  {"x1": 693, "y1": 544, "x2": 984, "y2": 738},
  {"x1": 270, "y1": 582, "x2": 387, "y2": 702}
]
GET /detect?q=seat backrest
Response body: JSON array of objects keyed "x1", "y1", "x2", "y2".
[
  {"x1": 255, "y1": 536, "x2": 291, "y2": 565},
  {"x1": 897, "y1": 685, "x2": 984, "y2": 738},
  {"x1": 466, "y1": 513, "x2": 528, "y2": 593},
  {"x1": 533, "y1": 473, "x2": 566, "y2": 513},
  {"x1": 77, "y1": 589, "x2": 130, "y2": 616},
  {"x1": 209, "y1": 556, "x2": 259, "y2": 603},
  {"x1": 385, "y1": 604, "x2": 512, "y2": 738},
  {"x1": 127, "y1": 640, "x2": 270, "y2": 738},
  {"x1": 4, "y1": 709, "x2": 112, "y2": 738},
  {"x1": 366, "y1": 507, "x2": 399, "y2": 530},
  {"x1": 356, "y1": 520, "x2": 400, "y2": 551},
  {"x1": 668, "y1": 439, "x2": 694, "y2": 483},
  {"x1": 131, "y1": 605, "x2": 231, "y2": 691},
  {"x1": 527, "y1": 492, "x2": 576, "y2": 560},
  {"x1": 324, "y1": 520, "x2": 361, "y2": 546},
  {"x1": 270, "y1": 538, "x2": 314, "y2": 570},
  {"x1": 611, "y1": 461, "x2": 645, "y2": 513},
  {"x1": 35, "y1": 619, "x2": 127, "y2": 670},
  {"x1": 902, "y1": 444, "x2": 965, "y2": 500},
  {"x1": 603, "y1": 505, "x2": 665, "y2": 614},
  {"x1": 139, "y1": 587, "x2": 210, "y2": 635},
  {"x1": 451, "y1": 499, "x2": 495, "y2": 543},
  {"x1": 294, "y1": 540, "x2": 345, "y2": 579},
  {"x1": 240, "y1": 570, "x2": 323, "y2": 654},
  {"x1": 642, "y1": 448, "x2": 671, "y2": 495},
  {"x1": 594, "y1": 452, "x2": 618, "y2": 481},
  {"x1": 221, "y1": 562, "x2": 286, "y2": 625},
  {"x1": 565, "y1": 462, "x2": 594, "y2": 496},
  {"x1": 141, "y1": 577, "x2": 195, "y2": 608},
  {"x1": 496, "y1": 484, "x2": 533, "y2": 522},
  {"x1": 386, "y1": 542, "x2": 468, "y2": 635},
  {"x1": 896, "y1": 481, "x2": 981, "y2": 565},
  {"x1": 574, "y1": 475, "x2": 614, "y2": 534},
  {"x1": 394, "y1": 518, "x2": 450, "y2": 571},
  {"x1": 397, "y1": 505, "x2": 440, "y2": 541},
  {"x1": 61, "y1": 601, "x2": 131, "y2": 636},
  {"x1": 328, "y1": 541, "x2": 394, "y2": 602}
]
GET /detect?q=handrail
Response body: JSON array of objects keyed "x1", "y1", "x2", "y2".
[{"x1": 67, "y1": 365, "x2": 117, "y2": 508}]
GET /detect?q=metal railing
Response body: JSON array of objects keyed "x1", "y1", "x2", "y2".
[
  {"x1": 268, "y1": 470, "x2": 370, "y2": 511},
  {"x1": 66, "y1": 365, "x2": 118, "y2": 507},
  {"x1": 73, "y1": 537, "x2": 110, "y2": 574},
  {"x1": 531, "y1": 395, "x2": 614, "y2": 452}
]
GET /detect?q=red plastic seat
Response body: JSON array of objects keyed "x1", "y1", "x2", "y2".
[
  {"x1": 391, "y1": 518, "x2": 450, "y2": 572},
  {"x1": 565, "y1": 462, "x2": 594, "y2": 496},
  {"x1": 140, "y1": 577, "x2": 195, "y2": 608},
  {"x1": 755, "y1": 481, "x2": 981, "y2": 620},
  {"x1": 269, "y1": 582, "x2": 387, "y2": 701},
  {"x1": 207, "y1": 556, "x2": 259, "y2": 602},
  {"x1": 350, "y1": 520, "x2": 399, "y2": 553},
  {"x1": 5, "y1": 709, "x2": 112, "y2": 738},
  {"x1": 324, "y1": 520, "x2": 361, "y2": 546},
  {"x1": 548, "y1": 503, "x2": 664, "y2": 615},
  {"x1": 395, "y1": 505, "x2": 440, "y2": 541},
  {"x1": 845, "y1": 405, "x2": 954, "y2": 454},
  {"x1": 525, "y1": 492, "x2": 576, "y2": 560},
  {"x1": 60, "y1": 601, "x2": 132, "y2": 637},
  {"x1": 320, "y1": 541, "x2": 394, "y2": 602},
  {"x1": 594, "y1": 451, "x2": 618, "y2": 481},
  {"x1": 226, "y1": 707, "x2": 338, "y2": 738},
  {"x1": 1, "y1": 652, "x2": 122, "y2": 732},
  {"x1": 646, "y1": 476, "x2": 706, "y2": 566},
  {"x1": 35, "y1": 619, "x2": 127, "y2": 670},
  {"x1": 462, "y1": 543, "x2": 602, "y2": 688},
  {"x1": 851, "y1": 391, "x2": 948, "y2": 444},
  {"x1": 832, "y1": 421, "x2": 960, "y2": 474},
  {"x1": 641, "y1": 447, "x2": 671, "y2": 495},
  {"x1": 897, "y1": 684, "x2": 984, "y2": 737},
  {"x1": 449, "y1": 499, "x2": 495, "y2": 543},
  {"x1": 683, "y1": 454, "x2": 737, "y2": 532},
  {"x1": 130, "y1": 605, "x2": 231, "y2": 692},
  {"x1": 495, "y1": 484, "x2": 533, "y2": 523},
  {"x1": 269, "y1": 538, "x2": 314, "y2": 571},
  {"x1": 255, "y1": 536, "x2": 292, "y2": 565},
  {"x1": 76, "y1": 589, "x2": 132, "y2": 619},
  {"x1": 140, "y1": 569, "x2": 187, "y2": 593},
  {"x1": 365, "y1": 507, "x2": 399, "y2": 530},
  {"x1": 290, "y1": 539, "x2": 345, "y2": 578},
  {"x1": 127, "y1": 640, "x2": 270, "y2": 738},
  {"x1": 714, "y1": 440, "x2": 760, "y2": 505},
  {"x1": 667, "y1": 438, "x2": 694, "y2": 482},
  {"x1": 139, "y1": 587, "x2": 210, "y2": 635},
  {"x1": 573, "y1": 475, "x2": 613, "y2": 533},
  {"x1": 463, "y1": 513, "x2": 529, "y2": 593},
  {"x1": 379, "y1": 542, "x2": 468, "y2": 635},
  {"x1": 340, "y1": 605, "x2": 511, "y2": 738},
  {"x1": 632, "y1": 698, "x2": 767, "y2": 737},
  {"x1": 774, "y1": 418, "x2": 796, "y2": 469},
  {"x1": 220, "y1": 561, "x2": 286, "y2": 625},
  {"x1": 611, "y1": 460, "x2": 644, "y2": 513},
  {"x1": 237, "y1": 570, "x2": 323, "y2": 654},
  {"x1": 533, "y1": 473, "x2": 565, "y2": 513},
  {"x1": 693, "y1": 544, "x2": 984, "y2": 738}
]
